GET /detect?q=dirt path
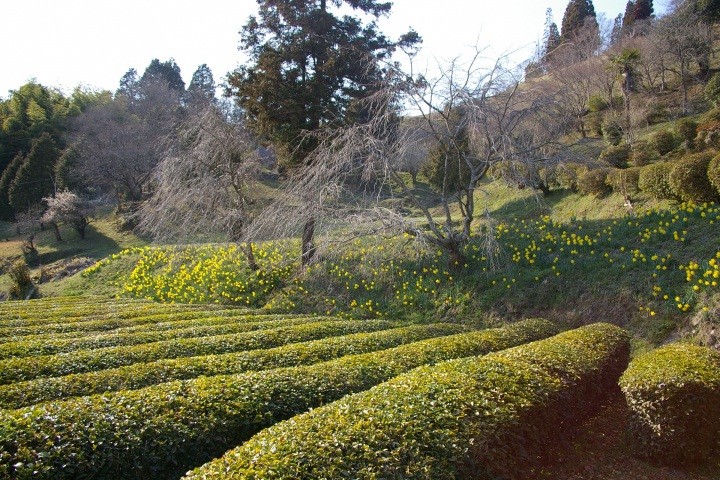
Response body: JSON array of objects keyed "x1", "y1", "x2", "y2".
[{"x1": 530, "y1": 390, "x2": 720, "y2": 480}]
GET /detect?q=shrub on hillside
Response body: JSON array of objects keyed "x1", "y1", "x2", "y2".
[
  {"x1": 648, "y1": 130, "x2": 676, "y2": 156},
  {"x1": 638, "y1": 162, "x2": 677, "y2": 200},
  {"x1": 602, "y1": 120, "x2": 623, "y2": 146},
  {"x1": 675, "y1": 118, "x2": 698, "y2": 143},
  {"x1": 588, "y1": 95, "x2": 608, "y2": 112},
  {"x1": 8, "y1": 260, "x2": 38, "y2": 300},
  {"x1": 629, "y1": 141, "x2": 659, "y2": 167},
  {"x1": 577, "y1": 168, "x2": 611, "y2": 197},
  {"x1": 606, "y1": 168, "x2": 641, "y2": 197},
  {"x1": 619, "y1": 343, "x2": 720, "y2": 464},
  {"x1": 599, "y1": 144, "x2": 631, "y2": 168},
  {"x1": 668, "y1": 153, "x2": 718, "y2": 203},
  {"x1": 708, "y1": 154, "x2": 720, "y2": 195},
  {"x1": 552, "y1": 164, "x2": 582, "y2": 191},
  {"x1": 705, "y1": 72, "x2": 720, "y2": 107}
]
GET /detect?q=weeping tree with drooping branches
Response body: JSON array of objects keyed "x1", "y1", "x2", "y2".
[{"x1": 248, "y1": 49, "x2": 571, "y2": 269}]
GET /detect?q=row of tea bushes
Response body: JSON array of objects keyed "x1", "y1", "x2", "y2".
[
  {"x1": 0, "y1": 323, "x2": 467, "y2": 409},
  {"x1": 0, "y1": 314, "x2": 332, "y2": 360},
  {"x1": 0, "y1": 319, "x2": 557, "y2": 480},
  {"x1": 0, "y1": 297, "x2": 212, "y2": 326},
  {"x1": 186, "y1": 323, "x2": 629, "y2": 480},
  {"x1": 0, "y1": 307, "x2": 252, "y2": 340},
  {"x1": 0, "y1": 319, "x2": 394, "y2": 384},
  {"x1": 620, "y1": 343, "x2": 720, "y2": 464},
  {"x1": 0, "y1": 310, "x2": 308, "y2": 345}
]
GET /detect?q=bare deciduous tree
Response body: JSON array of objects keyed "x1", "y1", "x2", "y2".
[
  {"x1": 248, "y1": 50, "x2": 570, "y2": 268},
  {"x1": 71, "y1": 80, "x2": 182, "y2": 204},
  {"x1": 136, "y1": 104, "x2": 262, "y2": 266}
]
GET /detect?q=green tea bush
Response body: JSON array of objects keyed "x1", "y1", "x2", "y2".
[
  {"x1": 0, "y1": 323, "x2": 467, "y2": 409},
  {"x1": 675, "y1": 118, "x2": 698, "y2": 143},
  {"x1": 186, "y1": 323, "x2": 629, "y2": 480},
  {"x1": 709, "y1": 154, "x2": 720, "y2": 195},
  {"x1": 606, "y1": 167, "x2": 641, "y2": 197},
  {"x1": 649, "y1": 130, "x2": 676, "y2": 156},
  {"x1": 705, "y1": 72, "x2": 720, "y2": 107},
  {"x1": 577, "y1": 168, "x2": 611, "y2": 197},
  {"x1": 0, "y1": 319, "x2": 394, "y2": 384},
  {"x1": 629, "y1": 141, "x2": 659, "y2": 167},
  {"x1": 599, "y1": 144, "x2": 631, "y2": 168},
  {"x1": 0, "y1": 319, "x2": 557, "y2": 480},
  {"x1": 638, "y1": 162, "x2": 677, "y2": 200},
  {"x1": 619, "y1": 343, "x2": 720, "y2": 464},
  {"x1": 0, "y1": 315, "x2": 327, "y2": 360},
  {"x1": 668, "y1": 152, "x2": 718, "y2": 203}
]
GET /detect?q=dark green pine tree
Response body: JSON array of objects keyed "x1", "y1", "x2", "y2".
[
  {"x1": 622, "y1": 1, "x2": 636, "y2": 31},
  {"x1": 560, "y1": 0, "x2": 598, "y2": 41},
  {"x1": 187, "y1": 64, "x2": 216, "y2": 105},
  {"x1": 421, "y1": 109, "x2": 472, "y2": 195},
  {"x1": 227, "y1": 0, "x2": 420, "y2": 167},
  {"x1": 141, "y1": 59, "x2": 185, "y2": 91},
  {"x1": 634, "y1": 0, "x2": 653, "y2": 21},
  {"x1": 0, "y1": 153, "x2": 25, "y2": 220},
  {"x1": 8, "y1": 133, "x2": 60, "y2": 214},
  {"x1": 543, "y1": 8, "x2": 562, "y2": 61},
  {"x1": 697, "y1": 0, "x2": 720, "y2": 22}
]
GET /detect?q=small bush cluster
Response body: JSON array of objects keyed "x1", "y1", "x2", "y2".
[
  {"x1": 638, "y1": 162, "x2": 676, "y2": 200},
  {"x1": 0, "y1": 319, "x2": 557, "y2": 479},
  {"x1": 709, "y1": 154, "x2": 720, "y2": 195},
  {"x1": 675, "y1": 118, "x2": 698, "y2": 143},
  {"x1": 606, "y1": 167, "x2": 641, "y2": 197},
  {"x1": 599, "y1": 144, "x2": 631, "y2": 168},
  {"x1": 705, "y1": 72, "x2": 720, "y2": 107},
  {"x1": 186, "y1": 323, "x2": 629, "y2": 480},
  {"x1": 619, "y1": 343, "x2": 720, "y2": 464},
  {"x1": 668, "y1": 152, "x2": 718, "y2": 203},
  {"x1": 7, "y1": 260, "x2": 37, "y2": 300},
  {"x1": 577, "y1": 168, "x2": 611, "y2": 197},
  {"x1": 629, "y1": 141, "x2": 659, "y2": 167},
  {"x1": 649, "y1": 130, "x2": 676, "y2": 156}
]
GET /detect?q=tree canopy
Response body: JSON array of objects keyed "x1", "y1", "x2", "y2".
[
  {"x1": 560, "y1": 0, "x2": 598, "y2": 41},
  {"x1": 227, "y1": 0, "x2": 420, "y2": 167}
]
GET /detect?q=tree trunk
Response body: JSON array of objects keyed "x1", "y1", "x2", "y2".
[
  {"x1": 243, "y1": 242, "x2": 259, "y2": 271},
  {"x1": 51, "y1": 222, "x2": 62, "y2": 242},
  {"x1": 301, "y1": 217, "x2": 316, "y2": 267}
]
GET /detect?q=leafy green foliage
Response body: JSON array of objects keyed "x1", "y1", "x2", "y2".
[
  {"x1": 638, "y1": 162, "x2": 677, "y2": 200},
  {"x1": 668, "y1": 152, "x2": 718, "y2": 203},
  {"x1": 675, "y1": 117, "x2": 698, "y2": 143},
  {"x1": 7, "y1": 260, "x2": 37, "y2": 300},
  {"x1": 619, "y1": 343, "x2": 720, "y2": 464},
  {"x1": 0, "y1": 318, "x2": 556, "y2": 479},
  {"x1": 606, "y1": 167, "x2": 641, "y2": 196},
  {"x1": 227, "y1": 0, "x2": 419, "y2": 166},
  {"x1": 709, "y1": 153, "x2": 720, "y2": 195},
  {"x1": 0, "y1": 323, "x2": 467, "y2": 409},
  {"x1": 577, "y1": 168, "x2": 611, "y2": 197},
  {"x1": 648, "y1": 129, "x2": 676, "y2": 155},
  {"x1": 8, "y1": 132, "x2": 60, "y2": 213},
  {"x1": 0, "y1": 318, "x2": 394, "y2": 385},
  {"x1": 187, "y1": 323, "x2": 629, "y2": 479},
  {"x1": 599, "y1": 143, "x2": 631, "y2": 168}
]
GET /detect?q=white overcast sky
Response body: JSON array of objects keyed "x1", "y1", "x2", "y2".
[{"x1": 1, "y1": 0, "x2": 668, "y2": 98}]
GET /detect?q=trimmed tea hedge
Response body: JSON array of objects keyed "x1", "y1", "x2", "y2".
[
  {"x1": 0, "y1": 323, "x2": 467, "y2": 409},
  {"x1": 0, "y1": 314, "x2": 327, "y2": 360},
  {"x1": 0, "y1": 319, "x2": 393, "y2": 384},
  {"x1": 186, "y1": 323, "x2": 629, "y2": 480},
  {"x1": 619, "y1": 343, "x2": 720, "y2": 464},
  {"x1": 0, "y1": 319, "x2": 557, "y2": 480}
]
